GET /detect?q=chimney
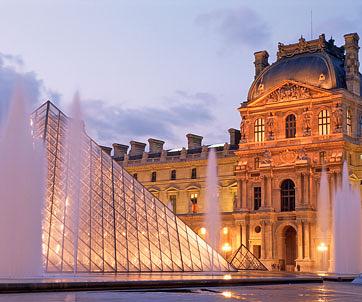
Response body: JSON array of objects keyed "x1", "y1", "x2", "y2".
[
  {"x1": 344, "y1": 33, "x2": 360, "y2": 95},
  {"x1": 148, "y1": 138, "x2": 165, "y2": 154},
  {"x1": 228, "y1": 128, "x2": 241, "y2": 146},
  {"x1": 112, "y1": 143, "x2": 129, "y2": 158},
  {"x1": 129, "y1": 141, "x2": 146, "y2": 156},
  {"x1": 100, "y1": 146, "x2": 112, "y2": 156},
  {"x1": 186, "y1": 133, "x2": 203, "y2": 149},
  {"x1": 254, "y1": 50, "x2": 269, "y2": 79}
]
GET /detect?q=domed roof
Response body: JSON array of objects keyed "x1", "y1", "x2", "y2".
[{"x1": 248, "y1": 52, "x2": 346, "y2": 101}]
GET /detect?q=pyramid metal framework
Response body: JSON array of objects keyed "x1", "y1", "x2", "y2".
[
  {"x1": 32, "y1": 101, "x2": 234, "y2": 273},
  {"x1": 229, "y1": 244, "x2": 268, "y2": 271}
]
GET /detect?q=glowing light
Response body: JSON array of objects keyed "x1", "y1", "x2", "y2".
[
  {"x1": 222, "y1": 242, "x2": 232, "y2": 252},
  {"x1": 317, "y1": 242, "x2": 328, "y2": 252},
  {"x1": 223, "y1": 227, "x2": 228, "y2": 235},
  {"x1": 55, "y1": 244, "x2": 61, "y2": 254},
  {"x1": 65, "y1": 197, "x2": 70, "y2": 206},
  {"x1": 223, "y1": 274, "x2": 232, "y2": 280},
  {"x1": 200, "y1": 227, "x2": 207, "y2": 235},
  {"x1": 222, "y1": 291, "x2": 232, "y2": 298}
]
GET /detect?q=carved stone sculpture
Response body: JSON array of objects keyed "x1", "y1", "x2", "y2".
[
  {"x1": 302, "y1": 107, "x2": 312, "y2": 136},
  {"x1": 332, "y1": 103, "x2": 343, "y2": 132},
  {"x1": 266, "y1": 113, "x2": 275, "y2": 140},
  {"x1": 261, "y1": 149, "x2": 272, "y2": 165},
  {"x1": 240, "y1": 116, "x2": 249, "y2": 142}
]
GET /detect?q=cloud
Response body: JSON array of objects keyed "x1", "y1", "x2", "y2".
[
  {"x1": 195, "y1": 6, "x2": 271, "y2": 51},
  {"x1": 0, "y1": 52, "x2": 59, "y2": 123},
  {"x1": 83, "y1": 91, "x2": 216, "y2": 147}
]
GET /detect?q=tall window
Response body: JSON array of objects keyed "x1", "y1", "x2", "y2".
[
  {"x1": 190, "y1": 193, "x2": 198, "y2": 213},
  {"x1": 133, "y1": 173, "x2": 138, "y2": 180},
  {"x1": 285, "y1": 114, "x2": 296, "y2": 138},
  {"x1": 347, "y1": 109, "x2": 352, "y2": 136},
  {"x1": 151, "y1": 171, "x2": 157, "y2": 182},
  {"x1": 281, "y1": 179, "x2": 295, "y2": 212},
  {"x1": 318, "y1": 110, "x2": 330, "y2": 135},
  {"x1": 169, "y1": 195, "x2": 177, "y2": 213},
  {"x1": 170, "y1": 169, "x2": 176, "y2": 180},
  {"x1": 254, "y1": 118, "x2": 265, "y2": 142},
  {"x1": 253, "y1": 187, "x2": 261, "y2": 210},
  {"x1": 191, "y1": 168, "x2": 197, "y2": 179}
]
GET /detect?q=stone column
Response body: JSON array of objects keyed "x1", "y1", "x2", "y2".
[
  {"x1": 297, "y1": 173, "x2": 303, "y2": 208},
  {"x1": 236, "y1": 179, "x2": 242, "y2": 210},
  {"x1": 303, "y1": 221, "x2": 311, "y2": 260},
  {"x1": 303, "y1": 173, "x2": 310, "y2": 207},
  {"x1": 266, "y1": 222, "x2": 273, "y2": 259},
  {"x1": 266, "y1": 176, "x2": 272, "y2": 208},
  {"x1": 261, "y1": 221, "x2": 266, "y2": 259},
  {"x1": 241, "y1": 221, "x2": 247, "y2": 247},
  {"x1": 261, "y1": 176, "x2": 267, "y2": 208},
  {"x1": 309, "y1": 173, "x2": 315, "y2": 209},
  {"x1": 297, "y1": 221, "x2": 304, "y2": 260},
  {"x1": 242, "y1": 179, "x2": 248, "y2": 210}
]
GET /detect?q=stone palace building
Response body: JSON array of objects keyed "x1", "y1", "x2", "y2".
[{"x1": 111, "y1": 33, "x2": 362, "y2": 272}]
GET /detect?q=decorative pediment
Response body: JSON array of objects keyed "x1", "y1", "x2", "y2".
[{"x1": 249, "y1": 80, "x2": 332, "y2": 106}]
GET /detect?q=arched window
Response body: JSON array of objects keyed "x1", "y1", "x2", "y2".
[
  {"x1": 170, "y1": 169, "x2": 176, "y2": 180},
  {"x1": 318, "y1": 110, "x2": 330, "y2": 135},
  {"x1": 347, "y1": 109, "x2": 352, "y2": 136},
  {"x1": 281, "y1": 179, "x2": 295, "y2": 212},
  {"x1": 151, "y1": 171, "x2": 157, "y2": 182},
  {"x1": 285, "y1": 114, "x2": 296, "y2": 138},
  {"x1": 254, "y1": 118, "x2": 265, "y2": 142}
]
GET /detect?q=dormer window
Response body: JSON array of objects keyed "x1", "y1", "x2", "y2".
[
  {"x1": 347, "y1": 109, "x2": 352, "y2": 136},
  {"x1": 285, "y1": 114, "x2": 296, "y2": 138},
  {"x1": 254, "y1": 118, "x2": 265, "y2": 142},
  {"x1": 318, "y1": 110, "x2": 330, "y2": 135}
]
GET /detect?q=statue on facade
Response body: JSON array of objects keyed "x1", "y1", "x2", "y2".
[
  {"x1": 240, "y1": 116, "x2": 249, "y2": 142},
  {"x1": 266, "y1": 112, "x2": 275, "y2": 140},
  {"x1": 332, "y1": 103, "x2": 343, "y2": 132},
  {"x1": 302, "y1": 107, "x2": 312, "y2": 136},
  {"x1": 261, "y1": 149, "x2": 272, "y2": 165},
  {"x1": 297, "y1": 148, "x2": 308, "y2": 161}
]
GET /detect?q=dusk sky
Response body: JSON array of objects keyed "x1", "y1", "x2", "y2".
[{"x1": 0, "y1": 0, "x2": 361, "y2": 149}]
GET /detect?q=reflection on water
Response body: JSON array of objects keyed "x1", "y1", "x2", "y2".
[{"x1": 0, "y1": 283, "x2": 361, "y2": 302}]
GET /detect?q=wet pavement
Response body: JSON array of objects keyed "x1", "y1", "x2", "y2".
[{"x1": 0, "y1": 282, "x2": 361, "y2": 301}]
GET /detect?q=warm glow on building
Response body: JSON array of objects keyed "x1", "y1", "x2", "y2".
[
  {"x1": 222, "y1": 242, "x2": 232, "y2": 252},
  {"x1": 223, "y1": 227, "x2": 228, "y2": 235},
  {"x1": 200, "y1": 227, "x2": 206, "y2": 235},
  {"x1": 317, "y1": 242, "x2": 328, "y2": 252}
]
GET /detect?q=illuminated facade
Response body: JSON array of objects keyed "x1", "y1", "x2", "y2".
[
  {"x1": 120, "y1": 33, "x2": 362, "y2": 272},
  {"x1": 32, "y1": 102, "x2": 233, "y2": 273}
]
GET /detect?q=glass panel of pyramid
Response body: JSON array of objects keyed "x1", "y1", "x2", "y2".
[
  {"x1": 229, "y1": 244, "x2": 267, "y2": 271},
  {"x1": 31, "y1": 101, "x2": 235, "y2": 273}
]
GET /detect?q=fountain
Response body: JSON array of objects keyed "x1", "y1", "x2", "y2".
[
  {"x1": 316, "y1": 169, "x2": 331, "y2": 271},
  {"x1": 64, "y1": 92, "x2": 84, "y2": 274},
  {"x1": 0, "y1": 82, "x2": 44, "y2": 278},
  {"x1": 333, "y1": 162, "x2": 362, "y2": 274},
  {"x1": 205, "y1": 147, "x2": 221, "y2": 270}
]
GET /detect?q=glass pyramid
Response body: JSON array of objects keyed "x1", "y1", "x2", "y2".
[
  {"x1": 32, "y1": 101, "x2": 235, "y2": 273},
  {"x1": 229, "y1": 244, "x2": 267, "y2": 271}
]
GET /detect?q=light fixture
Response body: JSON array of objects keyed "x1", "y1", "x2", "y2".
[
  {"x1": 222, "y1": 291, "x2": 232, "y2": 298},
  {"x1": 317, "y1": 242, "x2": 328, "y2": 252},
  {"x1": 223, "y1": 227, "x2": 228, "y2": 235},
  {"x1": 200, "y1": 227, "x2": 206, "y2": 235},
  {"x1": 222, "y1": 242, "x2": 231, "y2": 252}
]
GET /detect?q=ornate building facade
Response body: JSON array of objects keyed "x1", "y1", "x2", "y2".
[{"x1": 113, "y1": 33, "x2": 362, "y2": 272}]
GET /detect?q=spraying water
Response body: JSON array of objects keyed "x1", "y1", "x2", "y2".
[
  {"x1": 0, "y1": 83, "x2": 44, "y2": 278},
  {"x1": 316, "y1": 169, "x2": 330, "y2": 271},
  {"x1": 205, "y1": 148, "x2": 221, "y2": 270},
  {"x1": 65, "y1": 92, "x2": 84, "y2": 274},
  {"x1": 333, "y1": 162, "x2": 362, "y2": 274}
]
